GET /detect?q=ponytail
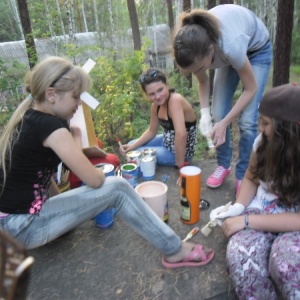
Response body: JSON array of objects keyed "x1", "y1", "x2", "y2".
[{"x1": 172, "y1": 9, "x2": 220, "y2": 68}]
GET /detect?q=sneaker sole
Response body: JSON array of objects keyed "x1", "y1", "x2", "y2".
[{"x1": 206, "y1": 182, "x2": 223, "y2": 188}]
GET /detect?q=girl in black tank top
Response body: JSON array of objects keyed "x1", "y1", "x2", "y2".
[{"x1": 121, "y1": 68, "x2": 197, "y2": 169}]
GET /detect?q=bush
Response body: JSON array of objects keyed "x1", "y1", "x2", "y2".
[
  {"x1": 91, "y1": 49, "x2": 150, "y2": 150},
  {"x1": 0, "y1": 59, "x2": 27, "y2": 129}
]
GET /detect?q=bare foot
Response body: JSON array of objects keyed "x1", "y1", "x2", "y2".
[{"x1": 165, "y1": 242, "x2": 213, "y2": 263}]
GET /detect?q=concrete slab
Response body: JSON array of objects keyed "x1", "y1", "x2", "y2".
[{"x1": 27, "y1": 159, "x2": 238, "y2": 300}]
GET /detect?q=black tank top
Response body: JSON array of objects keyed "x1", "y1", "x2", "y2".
[{"x1": 157, "y1": 90, "x2": 196, "y2": 130}]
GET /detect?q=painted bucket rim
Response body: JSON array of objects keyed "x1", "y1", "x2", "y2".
[
  {"x1": 135, "y1": 181, "x2": 168, "y2": 198},
  {"x1": 121, "y1": 163, "x2": 137, "y2": 171}
]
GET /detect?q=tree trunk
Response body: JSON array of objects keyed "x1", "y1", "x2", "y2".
[
  {"x1": 10, "y1": 0, "x2": 24, "y2": 39},
  {"x1": 55, "y1": 0, "x2": 66, "y2": 36},
  {"x1": 107, "y1": 0, "x2": 117, "y2": 58},
  {"x1": 207, "y1": 1, "x2": 216, "y2": 97},
  {"x1": 43, "y1": 0, "x2": 55, "y2": 38},
  {"x1": 16, "y1": 0, "x2": 38, "y2": 69},
  {"x1": 183, "y1": 0, "x2": 192, "y2": 88},
  {"x1": 126, "y1": 0, "x2": 141, "y2": 50},
  {"x1": 273, "y1": 0, "x2": 294, "y2": 87},
  {"x1": 207, "y1": 0, "x2": 216, "y2": 8},
  {"x1": 93, "y1": 0, "x2": 99, "y2": 32},
  {"x1": 183, "y1": 0, "x2": 191, "y2": 12},
  {"x1": 166, "y1": 0, "x2": 176, "y2": 70},
  {"x1": 175, "y1": 0, "x2": 183, "y2": 18},
  {"x1": 219, "y1": 0, "x2": 234, "y2": 4},
  {"x1": 81, "y1": 0, "x2": 88, "y2": 32},
  {"x1": 151, "y1": 0, "x2": 158, "y2": 65},
  {"x1": 65, "y1": 0, "x2": 75, "y2": 42},
  {"x1": 64, "y1": 0, "x2": 78, "y2": 64},
  {"x1": 75, "y1": 0, "x2": 84, "y2": 32},
  {"x1": 166, "y1": 0, "x2": 174, "y2": 32}
]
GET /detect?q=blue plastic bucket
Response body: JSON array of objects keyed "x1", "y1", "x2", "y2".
[{"x1": 95, "y1": 208, "x2": 116, "y2": 229}]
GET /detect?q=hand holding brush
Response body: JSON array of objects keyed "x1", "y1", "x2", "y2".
[
  {"x1": 201, "y1": 202, "x2": 232, "y2": 237},
  {"x1": 116, "y1": 137, "x2": 125, "y2": 154}
]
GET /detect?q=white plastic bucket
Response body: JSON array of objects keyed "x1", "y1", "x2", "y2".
[{"x1": 135, "y1": 181, "x2": 168, "y2": 223}]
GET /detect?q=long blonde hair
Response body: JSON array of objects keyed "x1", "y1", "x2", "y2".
[{"x1": 0, "y1": 56, "x2": 92, "y2": 193}]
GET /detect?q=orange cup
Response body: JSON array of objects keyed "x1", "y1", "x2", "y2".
[{"x1": 179, "y1": 166, "x2": 201, "y2": 224}]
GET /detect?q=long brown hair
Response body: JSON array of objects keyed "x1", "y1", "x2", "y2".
[
  {"x1": 251, "y1": 119, "x2": 300, "y2": 207},
  {"x1": 172, "y1": 9, "x2": 220, "y2": 68}
]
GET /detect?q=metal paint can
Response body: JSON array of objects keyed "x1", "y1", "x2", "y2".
[
  {"x1": 95, "y1": 163, "x2": 115, "y2": 177},
  {"x1": 141, "y1": 148, "x2": 157, "y2": 166},
  {"x1": 126, "y1": 151, "x2": 142, "y2": 172},
  {"x1": 140, "y1": 156, "x2": 155, "y2": 180},
  {"x1": 121, "y1": 163, "x2": 138, "y2": 187}
]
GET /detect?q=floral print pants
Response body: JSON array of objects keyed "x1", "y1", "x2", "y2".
[{"x1": 227, "y1": 208, "x2": 300, "y2": 300}]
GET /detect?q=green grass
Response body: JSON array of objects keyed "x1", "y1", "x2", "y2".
[{"x1": 290, "y1": 65, "x2": 300, "y2": 75}]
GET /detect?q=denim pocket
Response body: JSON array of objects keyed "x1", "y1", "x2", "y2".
[{"x1": 1, "y1": 214, "x2": 35, "y2": 239}]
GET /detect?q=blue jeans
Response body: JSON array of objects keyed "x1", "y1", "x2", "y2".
[
  {"x1": 129, "y1": 134, "x2": 192, "y2": 166},
  {"x1": 212, "y1": 41, "x2": 273, "y2": 179},
  {"x1": 0, "y1": 177, "x2": 181, "y2": 254}
]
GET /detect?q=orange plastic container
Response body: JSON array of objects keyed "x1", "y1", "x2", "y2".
[{"x1": 179, "y1": 166, "x2": 201, "y2": 224}]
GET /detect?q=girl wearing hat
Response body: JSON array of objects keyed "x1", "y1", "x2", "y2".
[
  {"x1": 172, "y1": 4, "x2": 272, "y2": 195},
  {"x1": 210, "y1": 83, "x2": 300, "y2": 298},
  {"x1": 0, "y1": 56, "x2": 214, "y2": 268},
  {"x1": 121, "y1": 68, "x2": 197, "y2": 170}
]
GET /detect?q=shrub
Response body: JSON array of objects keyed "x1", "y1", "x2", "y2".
[{"x1": 91, "y1": 49, "x2": 150, "y2": 150}]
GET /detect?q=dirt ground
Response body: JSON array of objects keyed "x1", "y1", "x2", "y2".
[{"x1": 27, "y1": 159, "x2": 239, "y2": 300}]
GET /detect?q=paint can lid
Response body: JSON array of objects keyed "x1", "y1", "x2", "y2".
[
  {"x1": 95, "y1": 163, "x2": 114, "y2": 174},
  {"x1": 126, "y1": 151, "x2": 141, "y2": 158},
  {"x1": 141, "y1": 156, "x2": 155, "y2": 163},
  {"x1": 142, "y1": 148, "x2": 156, "y2": 155}
]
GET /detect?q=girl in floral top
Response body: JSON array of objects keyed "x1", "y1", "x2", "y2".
[{"x1": 210, "y1": 83, "x2": 300, "y2": 299}]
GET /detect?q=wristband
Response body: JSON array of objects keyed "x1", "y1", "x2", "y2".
[{"x1": 244, "y1": 214, "x2": 249, "y2": 229}]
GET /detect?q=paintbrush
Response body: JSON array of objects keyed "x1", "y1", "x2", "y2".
[
  {"x1": 182, "y1": 227, "x2": 199, "y2": 242},
  {"x1": 116, "y1": 137, "x2": 124, "y2": 152},
  {"x1": 116, "y1": 167, "x2": 122, "y2": 177},
  {"x1": 201, "y1": 201, "x2": 232, "y2": 237},
  {"x1": 206, "y1": 136, "x2": 216, "y2": 157}
]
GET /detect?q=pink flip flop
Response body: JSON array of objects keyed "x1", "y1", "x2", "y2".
[{"x1": 161, "y1": 244, "x2": 214, "y2": 269}]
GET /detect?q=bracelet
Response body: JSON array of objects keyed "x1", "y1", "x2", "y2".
[{"x1": 244, "y1": 214, "x2": 249, "y2": 229}]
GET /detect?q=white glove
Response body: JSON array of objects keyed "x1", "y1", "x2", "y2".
[
  {"x1": 210, "y1": 203, "x2": 245, "y2": 225},
  {"x1": 199, "y1": 107, "x2": 213, "y2": 137}
]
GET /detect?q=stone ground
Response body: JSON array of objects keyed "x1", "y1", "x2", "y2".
[{"x1": 27, "y1": 159, "x2": 239, "y2": 300}]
